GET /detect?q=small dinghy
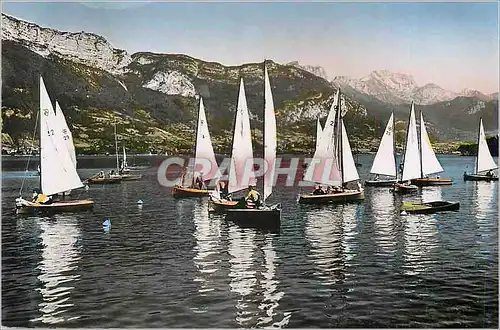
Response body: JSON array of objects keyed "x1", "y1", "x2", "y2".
[
  {"x1": 298, "y1": 89, "x2": 364, "y2": 204},
  {"x1": 390, "y1": 182, "x2": 419, "y2": 194},
  {"x1": 224, "y1": 63, "x2": 282, "y2": 230},
  {"x1": 16, "y1": 77, "x2": 94, "y2": 215},
  {"x1": 173, "y1": 185, "x2": 210, "y2": 197},
  {"x1": 365, "y1": 179, "x2": 397, "y2": 187},
  {"x1": 172, "y1": 97, "x2": 220, "y2": 198},
  {"x1": 463, "y1": 118, "x2": 498, "y2": 182},
  {"x1": 400, "y1": 200, "x2": 460, "y2": 214},
  {"x1": 86, "y1": 175, "x2": 122, "y2": 184}
]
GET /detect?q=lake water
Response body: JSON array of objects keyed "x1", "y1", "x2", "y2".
[{"x1": 1, "y1": 154, "x2": 498, "y2": 327}]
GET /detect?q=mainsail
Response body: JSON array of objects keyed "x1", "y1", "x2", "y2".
[
  {"x1": 228, "y1": 78, "x2": 256, "y2": 193},
  {"x1": 39, "y1": 77, "x2": 83, "y2": 196},
  {"x1": 401, "y1": 102, "x2": 421, "y2": 182},
  {"x1": 370, "y1": 112, "x2": 396, "y2": 177},
  {"x1": 194, "y1": 97, "x2": 220, "y2": 182},
  {"x1": 419, "y1": 111, "x2": 444, "y2": 177},
  {"x1": 476, "y1": 118, "x2": 498, "y2": 173},
  {"x1": 263, "y1": 66, "x2": 277, "y2": 202}
]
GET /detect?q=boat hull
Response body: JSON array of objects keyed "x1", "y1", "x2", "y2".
[
  {"x1": 365, "y1": 179, "x2": 397, "y2": 187},
  {"x1": 390, "y1": 183, "x2": 419, "y2": 194},
  {"x1": 208, "y1": 198, "x2": 240, "y2": 213},
  {"x1": 120, "y1": 174, "x2": 143, "y2": 181},
  {"x1": 172, "y1": 185, "x2": 210, "y2": 198},
  {"x1": 86, "y1": 177, "x2": 122, "y2": 184},
  {"x1": 225, "y1": 205, "x2": 281, "y2": 231},
  {"x1": 463, "y1": 173, "x2": 498, "y2": 182},
  {"x1": 298, "y1": 190, "x2": 364, "y2": 204},
  {"x1": 16, "y1": 198, "x2": 94, "y2": 215},
  {"x1": 411, "y1": 177, "x2": 453, "y2": 186},
  {"x1": 401, "y1": 200, "x2": 460, "y2": 214}
]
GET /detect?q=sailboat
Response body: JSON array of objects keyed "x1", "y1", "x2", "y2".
[
  {"x1": 85, "y1": 122, "x2": 122, "y2": 184},
  {"x1": 365, "y1": 112, "x2": 397, "y2": 187},
  {"x1": 173, "y1": 97, "x2": 220, "y2": 197},
  {"x1": 298, "y1": 88, "x2": 364, "y2": 204},
  {"x1": 464, "y1": 118, "x2": 498, "y2": 181},
  {"x1": 208, "y1": 78, "x2": 256, "y2": 211},
  {"x1": 410, "y1": 110, "x2": 452, "y2": 186},
  {"x1": 391, "y1": 102, "x2": 419, "y2": 194},
  {"x1": 113, "y1": 127, "x2": 142, "y2": 181},
  {"x1": 15, "y1": 76, "x2": 94, "y2": 215},
  {"x1": 225, "y1": 63, "x2": 281, "y2": 230}
]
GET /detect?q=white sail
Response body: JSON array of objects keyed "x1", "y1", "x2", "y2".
[
  {"x1": 302, "y1": 91, "x2": 341, "y2": 186},
  {"x1": 370, "y1": 113, "x2": 396, "y2": 177},
  {"x1": 263, "y1": 66, "x2": 276, "y2": 201},
  {"x1": 39, "y1": 77, "x2": 83, "y2": 196},
  {"x1": 419, "y1": 111, "x2": 443, "y2": 176},
  {"x1": 316, "y1": 118, "x2": 323, "y2": 150},
  {"x1": 54, "y1": 101, "x2": 77, "y2": 169},
  {"x1": 122, "y1": 146, "x2": 127, "y2": 167},
  {"x1": 195, "y1": 97, "x2": 220, "y2": 182},
  {"x1": 341, "y1": 119, "x2": 360, "y2": 183},
  {"x1": 228, "y1": 78, "x2": 256, "y2": 193},
  {"x1": 476, "y1": 118, "x2": 498, "y2": 173},
  {"x1": 401, "y1": 102, "x2": 421, "y2": 181}
]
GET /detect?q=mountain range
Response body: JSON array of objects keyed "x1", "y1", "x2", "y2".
[{"x1": 1, "y1": 13, "x2": 498, "y2": 154}]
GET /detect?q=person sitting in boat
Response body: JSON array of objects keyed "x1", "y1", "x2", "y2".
[
  {"x1": 374, "y1": 174, "x2": 379, "y2": 181},
  {"x1": 245, "y1": 185, "x2": 262, "y2": 208},
  {"x1": 486, "y1": 170, "x2": 493, "y2": 177},
  {"x1": 99, "y1": 171, "x2": 105, "y2": 179},
  {"x1": 313, "y1": 185, "x2": 325, "y2": 195},
  {"x1": 219, "y1": 181, "x2": 230, "y2": 200},
  {"x1": 31, "y1": 189, "x2": 52, "y2": 204},
  {"x1": 194, "y1": 172, "x2": 206, "y2": 190}
]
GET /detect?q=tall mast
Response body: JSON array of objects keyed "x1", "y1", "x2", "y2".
[
  {"x1": 338, "y1": 89, "x2": 344, "y2": 185},
  {"x1": 39, "y1": 76, "x2": 43, "y2": 191},
  {"x1": 114, "y1": 121, "x2": 119, "y2": 173},
  {"x1": 418, "y1": 109, "x2": 424, "y2": 179},
  {"x1": 263, "y1": 60, "x2": 266, "y2": 201},
  {"x1": 392, "y1": 112, "x2": 396, "y2": 178},
  {"x1": 400, "y1": 102, "x2": 413, "y2": 182},
  {"x1": 475, "y1": 117, "x2": 482, "y2": 175}
]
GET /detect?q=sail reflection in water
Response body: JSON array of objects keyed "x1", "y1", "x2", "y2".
[
  {"x1": 227, "y1": 225, "x2": 284, "y2": 327},
  {"x1": 192, "y1": 200, "x2": 222, "y2": 295},
  {"x1": 403, "y1": 187, "x2": 440, "y2": 276},
  {"x1": 474, "y1": 182, "x2": 498, "y2": 260},
  {"x1": 369, "y1": 190, "x2": 397, "y2": 256},
  {"x1": 31, "y1": 215, "x2": 81, "y2": 324},
  {"x1": 228, "y1": 225, "x2": 258, "y2": 325},
  {"x1": 305, "y1": 207, "x2": 344, "y2": 289}
]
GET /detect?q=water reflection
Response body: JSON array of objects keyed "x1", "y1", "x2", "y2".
[
  {"x1": 227, "y1": 225, "x2": 258, "y2": 326},
  {"x1": 192, "y1": 199, "x2": 222, "y2": 295},
  {"x1": 403, "y1": 212, "x2": 438, "y2": 276},
  {"x1": 30, "y1": 215, "x2": 81, "y2": 324},
  {"x1": 474, "y1": 182, "x2": 497, "y2": 259},
  {"x1": 304, "y1": 206, "x2": 344, "y2": 288},
  {"x1": 256, "y1": 235, "x2": 285, "y2": 327},
  {"x1": 342, "y1": 204, "x2": 359, "y2": 264},
  {"x1": 421, "y1": 186, "x2": 442, "y2": 203},
  {"x1": 370, "y1": 190, "x2": 397, "y2": 256}
]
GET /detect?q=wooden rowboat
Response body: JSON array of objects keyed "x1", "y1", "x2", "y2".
[
  {"x1": 298, "y1": 189, "x2": 364, "y2": 204},
  {"x1": 172, "y1": 185, "x2": 210, "y2": 198},
  {"x1": 463, "y1": 173, "x2": 498, "y2": 182},
  {"x1": 208, "y1": 197, "x2": 240, "y2": 212},
  {"x1": 400, "y1": 200, "x2": 460, "y2": 214},
  {"x1": 15, "y1": 198, "x2": 94, "y2": 215},
  {"x1": 411, "y1": 177, "x2": 453, "y2": 186},
  {"x1": 390, "y1": 182, "x2": 418, "y2": 194},
  {"x1": 364, "y1": 179, "x2": 397, "y2": 187},
  {"x1": 86, "y1": 177, "x2": 122, "y2": 184}
]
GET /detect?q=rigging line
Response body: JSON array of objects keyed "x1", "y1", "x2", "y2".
[{"x1": 19, "y1": 108, "x2": 40, "y2": 196}]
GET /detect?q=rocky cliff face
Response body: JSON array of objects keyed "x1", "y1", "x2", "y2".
[{"x1": 1, "y1": 14, "x2": 372, "y2": 154}]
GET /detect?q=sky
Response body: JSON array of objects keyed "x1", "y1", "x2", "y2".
[{"x1": 2, "y1": 1, "x2": 499, "y2": 93}]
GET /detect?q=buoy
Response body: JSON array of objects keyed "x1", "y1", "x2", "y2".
[
  {"x1": 137, "y1": 200, "x2": 143, "y2": 205},
  {"x1": 85, "y1": 184, "x2": 89, "y2": 191},
  {"x1": 103, "y1": 218, "x2": 111, "y2": 227},
  {"x1": 401, "y1": 210, "x2": 407, "y2": 216}
]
